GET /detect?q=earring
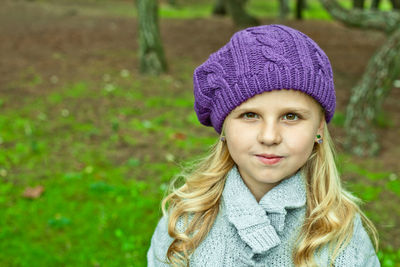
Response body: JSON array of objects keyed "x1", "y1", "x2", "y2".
[
  {"x1": 316, "y1": 134, "x2": 323, "y2": 144},
  {"x1": 220, "y1": 136, "x2": 226, "y2": 142}
]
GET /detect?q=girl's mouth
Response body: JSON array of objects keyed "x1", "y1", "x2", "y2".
[{"x1": 256, "y1": 155, "x2": 283, "y2": 165}]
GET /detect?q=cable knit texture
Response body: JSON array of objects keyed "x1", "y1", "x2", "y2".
[
  {"x1": 193, "y1": 24, "x2": 336, "y2": 133},
  {"x1": 147, "y1": 166, "x2": 380, "y2": 266}
]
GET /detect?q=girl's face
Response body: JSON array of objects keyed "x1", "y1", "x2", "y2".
[{"x1": 224, "y1": 89, "x2": 325, "y2": 202}]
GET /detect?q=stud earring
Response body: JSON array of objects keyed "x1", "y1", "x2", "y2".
[
  {"x1": 316, "y1": 134, "x2": 323, "y2": 144},
  {"x1": 220, "y1": 136, "x2": 226, "y2": 142}
]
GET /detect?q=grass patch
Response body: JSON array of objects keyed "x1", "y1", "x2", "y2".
[
  {"x1": 3, "y1": 60, "x2": 399, "y2": 264},
  {"x1": 0, "y1": 53, "x2": 215, "y2": 265}
]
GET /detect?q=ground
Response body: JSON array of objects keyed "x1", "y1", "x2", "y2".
[{"x1": 1, "y1": 0, "x2": 399, "y2": 261}]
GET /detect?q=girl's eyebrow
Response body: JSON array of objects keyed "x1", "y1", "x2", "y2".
[{"x1": 233, "y1": 107, "x2": 312, "y2": 115}]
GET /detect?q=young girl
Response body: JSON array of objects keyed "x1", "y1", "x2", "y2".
[{"x1": 147, "y1": 24, "x2": 379, "y2": 266}]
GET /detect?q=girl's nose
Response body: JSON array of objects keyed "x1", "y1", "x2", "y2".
[{"x1": 257, "y1": 121, "x2": 282, "y2": 145}]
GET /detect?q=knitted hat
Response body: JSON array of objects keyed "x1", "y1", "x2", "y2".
[{"x1": 193, "y1": 24, "x2": 336, "y2": 134}]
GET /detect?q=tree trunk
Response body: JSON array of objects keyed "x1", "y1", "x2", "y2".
[
  {"x1": 371, "y1": 0, "x2": 381, "y2": 9},
  {"x1": 296, "y1": 0, "x2": 304, "y2": 19},
  {"x1": 319, "y1": 0, "x2": 400, "y2": 156},
  {"x1": 224, "y1": 0, "x2": 259, "y2": 27},
  {"x1": 353, "y1": 0, "x2": 365, "y2": 9},
  {"x1": 137, "y1": 0, "x2": 168, "y2": 75},
  {"x1": 319, "y1": 0, "x2": 400, "y2": 34},
  {"x1": 344, "y1": 28, "x2": 400, "y2": 156},
  {"x1": 390, "y1": 0, "x2": 400, "y2": 10},
  {"x1": 213, "y1": 0, "x2": 227, "y2": 15},
  {"x1": 279, "y1": 0, "x2": 290, "y2": 19}
]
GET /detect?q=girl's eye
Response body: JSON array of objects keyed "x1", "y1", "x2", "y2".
[
  {"x1": 283, "y1": 113, "x2": 299, "y2": 121},
  {"x1": 239, "y1": 112, "x2": 300, "y2": 121},
  {"x1": 241, "y1": 112, "x2": 259, "y2": 119}
]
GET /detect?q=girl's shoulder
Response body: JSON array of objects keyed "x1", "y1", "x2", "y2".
[
  {"x1": 147, "y1": 215, "x2": 173, "y2": 267},
  {"x1": 147, "y1": 213, "x2": 199, "y2": 266},
  {"x1": 333, "y1": 213, "x2": 380, "y2": 266}
]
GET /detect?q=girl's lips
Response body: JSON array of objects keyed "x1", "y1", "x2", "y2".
[
  {"x1": 256, "y1": 155, "x2": 283, "y2": 165},
  {"x1": 257, "y1": 154, "x2": 282, "y2": 158}
]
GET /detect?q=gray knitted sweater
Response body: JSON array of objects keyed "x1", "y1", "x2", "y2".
[{"x1": 147, "y1": 166, "x2": 380, "y2": 266}]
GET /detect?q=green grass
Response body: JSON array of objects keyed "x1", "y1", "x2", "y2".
[
  {"x1": 0, "y1": 59, "x2": 217, "y2": 265},
  {"x1": 33, "y1": 0, "x2": 396, "y2": 20},
  {"x1": 2, "y1": 59, "x2": 400, "y2": 266},
  {"x1": 159, "y1": 0, "x2": 396, "y2": 20},
  {"x1": 166, "y1": 0, "x2": 394, "y2": 20}
]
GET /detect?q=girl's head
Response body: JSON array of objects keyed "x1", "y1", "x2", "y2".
[
  {"x1": 163, "y1": 24, "x2": 377, "y2": 266},
  {"x1": 193, "y1": 24, "x2": 335, "y2": 198},
  {"x1": 193, "y1": 24, "x2": 335, "y2": 134}
]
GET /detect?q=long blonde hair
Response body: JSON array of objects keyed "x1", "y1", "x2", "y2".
[
  {"x1": 293, "y1": 124, "x2": 378, "y2": 266},
  {"x1": 161, "y1": 123, "x2": 378, "y2": 266}
]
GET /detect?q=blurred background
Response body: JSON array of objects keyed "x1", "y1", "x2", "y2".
[{"x1": 0, "y1": 0, "x2": 399, "y2": 266}]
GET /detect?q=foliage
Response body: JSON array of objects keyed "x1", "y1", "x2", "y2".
[{"x1": 32, "y1": 0, "x2": 394, "y2": 20}]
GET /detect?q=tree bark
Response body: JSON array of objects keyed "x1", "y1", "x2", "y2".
[
  {"x1": 296, "y1": 0, "x2": 304, "y2": 19},
  {"x1": 353, "y1": 0, "x2": 365, "y2": 9},
  {"x1": 224, "y1": 0, "x2": 259, "y2": 27},
  {"x1": 390, "y1": 0, "x2": 400, "y2": 10},
  {"x1": 213, "y1": 0, "x2": 227, "y2": 15},
  {"x1": 371, "y1": 0, "x2": 381, "y2": 9},
  {"x1": 137, "y1": 0, "x2": 168, "y2": 75},
  {"x1": 319, "y1": 0, "x2": 400, "y2": 156},
  {"x1": 319, "y1": 0, "x2": 400, "y2": 34},
  {"x1": 344, "y1": 28, "x2": 400, "y2": 156},
  {"x1": 279, "y1": 0, "x2": 290, "y2": 19}
]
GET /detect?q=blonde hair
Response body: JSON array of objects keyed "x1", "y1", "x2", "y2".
[
  {"x1": 293, "y1": 124, "x2": 378, "y2": 266},
  {"x1": 161, "y1": 123, "x2": 378, "y2": 266},
  {"x1": 161, "y1": 138, "x2": 234, "y2": 266}
]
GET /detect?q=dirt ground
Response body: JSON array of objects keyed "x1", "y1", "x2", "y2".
[
  {"x1": 1, "y1": 0, "x2": 399, "y2": 247},
  {"x1": 2, "y1": 0, "x2": 398, "y2": 165}
]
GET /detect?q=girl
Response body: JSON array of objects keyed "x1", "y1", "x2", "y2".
[{"x1": 147, "y1": 24, "x2": 379, "y2": 266}]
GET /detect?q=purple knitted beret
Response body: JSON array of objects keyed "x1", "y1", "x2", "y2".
[{"x1": 193, "y1": 24, "x2": 336, "y2": 134}]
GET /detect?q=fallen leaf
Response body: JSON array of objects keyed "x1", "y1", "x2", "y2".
[
  {"x1": 165, "y1": 153, "x2": 175, "y2": 162},
  {"x1": 23, "y1": 185, "x2": 45, "y2": 199},
  {"x1": 173, "y1": 132, "x2": 186, "y2": 140}
]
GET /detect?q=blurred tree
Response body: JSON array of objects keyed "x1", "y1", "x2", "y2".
[
  {"x1": 215, "y1": 0, "x2": 290, "y2": 21},
  {"x1": 371, "y1": 0, "x2": 400, "y2": 10},
  {"x1": 296, "y1": 0, "x2": 305, "y2": 19},
  {"x1": 279, "y1": 0, "x2": 290, "y2": 19},
  {"x1": 371, "y1": 0, "x2": 381, "y2": 9},
  {"x1": 224, "y1": 0, "x2": 260, "y2": 26},
  {"x1": 320, "y1": 0, "x2": 400, "y2": 156},
  {"x1": 137, "y1": 0, "x2": 168, "y2": 74},
  {"x1": 213, "y1": 0, "x2": 227, "y2": 15},
  {"x1": 353, "y1": 0, "x2": 365, "y2": 9},
  {"x1": 390, "y1": 0, "x2": 400, "y2": 9}
]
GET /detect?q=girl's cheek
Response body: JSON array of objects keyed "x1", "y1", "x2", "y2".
[
  {"x1": 284, "y1": 131, "x2": 315, "y2": 151},
  {"x1": 227, "y1": 121, "x2": 253, "y2": 138}
]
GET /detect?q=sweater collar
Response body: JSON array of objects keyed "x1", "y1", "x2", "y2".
[{"x1": 222, "y1": 165, "x2": 306, "y2": 254}]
